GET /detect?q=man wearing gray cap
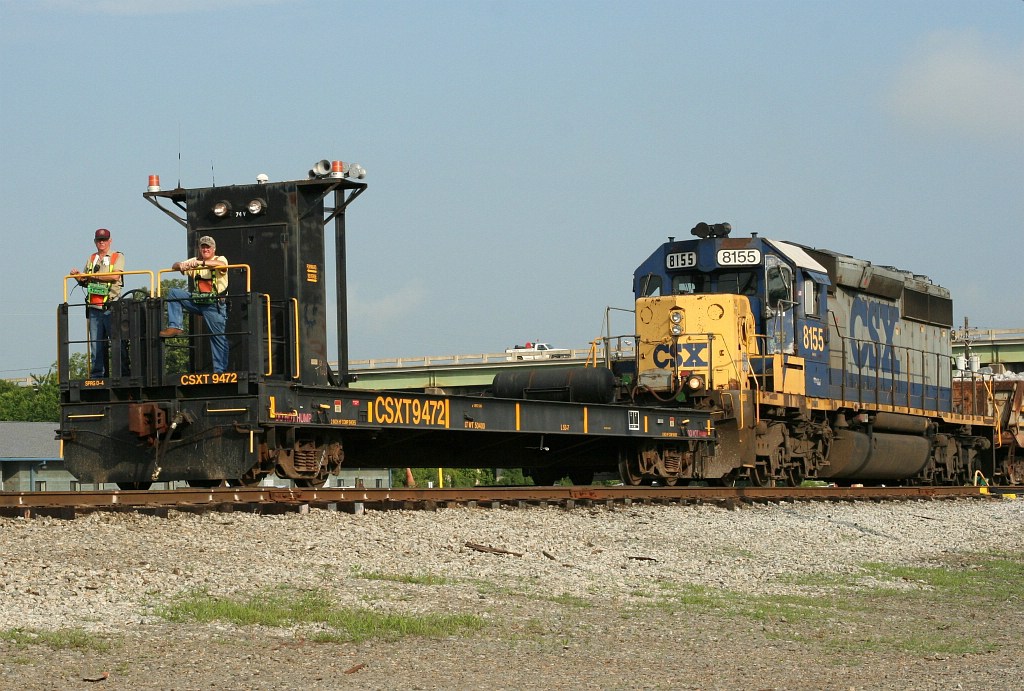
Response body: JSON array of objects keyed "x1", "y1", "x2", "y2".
[{"x1": 160, "y1": 236, "x2": 230, "y2": 373}]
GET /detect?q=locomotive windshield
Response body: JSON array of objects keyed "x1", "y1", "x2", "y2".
[{"x1": 669, "y1": 270, "x2": 756, "y2": 296}]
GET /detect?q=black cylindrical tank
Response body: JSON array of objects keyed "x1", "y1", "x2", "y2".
[
  {"x1": 492, "y1": 367, "x2": 616, "y2": 404},
  {"x1": 872, "y1": 412, "x2": 931, "y2": 435},
  {"x1": 821, "y1": 430, "x2": 931, "y2": 480}
]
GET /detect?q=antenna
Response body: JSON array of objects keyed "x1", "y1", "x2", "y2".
[
  {"x1": 177, "y1": 124, "x2": 182, "y2": 188},
  {"x1": 211, "y1": 161, "x2": 215, "y2": 187}
]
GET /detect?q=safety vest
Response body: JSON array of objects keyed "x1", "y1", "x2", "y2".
[
  {"x1": 84, "y1": 251, "x2": 123, "y2": 307},
  {"x1": 188, "y1": 256, "x2": 228, "y2": 303}
]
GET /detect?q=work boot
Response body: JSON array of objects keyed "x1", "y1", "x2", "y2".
[{"x1": 159, "y1": 327, "x2": 184, "y2": 338}]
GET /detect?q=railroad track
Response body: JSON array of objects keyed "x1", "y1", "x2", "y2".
[{"x1": 0, "y1": 484, "x2": 1012, "y2": 519}]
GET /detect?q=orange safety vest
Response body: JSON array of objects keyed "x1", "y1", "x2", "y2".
[{"x1": 84, "y1": 251, "x2": 123, "y2": 307}]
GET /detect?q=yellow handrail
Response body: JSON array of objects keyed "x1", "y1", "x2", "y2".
[
  {"x1": 156, "y1": 263, "x2": 251, "y2": 296},
  {"x1": 261, "y1": 293, "x2": 272, "y2": 376}
]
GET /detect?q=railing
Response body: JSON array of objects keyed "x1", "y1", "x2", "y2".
[{"x1": 349, "y1": 342, "x2": 636, "y2": 371}]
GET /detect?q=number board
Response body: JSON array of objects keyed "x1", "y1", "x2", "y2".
[
  {"x1": 716, "y1": 248, "x2": 761, "y2": 266},
  {"x1": 666, "y1": 252, "x2": 697, "y2": 270}
]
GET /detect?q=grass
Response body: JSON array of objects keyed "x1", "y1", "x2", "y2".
[
  {"x1": 156, "y1": 587, "x2": 485, "y2": 643},
  {"x1": 0, "y1": 627, "x2": 110, "y2": 652},
  {"x1": 627, "y1": 551, "x2": 1024, "y2": 658}
]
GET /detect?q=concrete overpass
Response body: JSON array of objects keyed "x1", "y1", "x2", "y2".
[{"x1": 952, "y1": 328, "x2": 1024, "y2": 374}]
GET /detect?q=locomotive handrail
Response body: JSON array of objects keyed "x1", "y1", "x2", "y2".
[
  {"x1": 63, "y1": 270, "x2": 155, "y2": 302},
  {"x1": 262, "y1": 293, "x2": 273, "y2": 376},
  {"x1": 291, "y1": 298, "x2": 300, "y2": 379},
  {"x1": 836, "y1": 333, "x2": 948, "y2": 414},
  {"x1": 155, "y1": 263, "x2": 251, "y2": 296}
]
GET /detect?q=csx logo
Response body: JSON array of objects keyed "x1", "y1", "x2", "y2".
[{"x1": 653, "y1": 343, "x2": 708, "y2": 369}]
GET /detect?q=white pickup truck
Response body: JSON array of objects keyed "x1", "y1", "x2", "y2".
[{"x1": 504, "y1": 342, "x2": 572, "y2": 361}]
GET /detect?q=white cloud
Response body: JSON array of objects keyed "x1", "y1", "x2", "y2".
[{"x1": 885, "y1": 30, "x2": 1024, "y2": 144}]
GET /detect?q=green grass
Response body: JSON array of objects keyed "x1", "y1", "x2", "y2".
[
  {"x1": 626, "y1": 552, "x2": 1024, "y2": 658},
  {"x1": 0, "y1": 627, "x2": 110, "y2": 652},
  {"x1": 156, "y1": 587, "x2": 485, "y2": 643}
]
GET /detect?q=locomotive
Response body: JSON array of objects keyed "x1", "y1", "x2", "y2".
[
  {"x1": 623, "y1": 222, "x2": 998, "y2": 485},
  {"x1": 57, "y1": 164, "x2": 1000, "y2": 489}
]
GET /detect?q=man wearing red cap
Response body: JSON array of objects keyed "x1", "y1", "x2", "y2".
[{"x1": 69, "y1": 228, "x2": 125, "y2": 378}]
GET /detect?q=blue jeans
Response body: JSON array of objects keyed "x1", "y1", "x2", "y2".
[
  {"x1": 87, "y1": 306, "x2": 111, "y2": 377},
  {"x1": 166, "y1": 287, "x2": 229, "y2": 373}
]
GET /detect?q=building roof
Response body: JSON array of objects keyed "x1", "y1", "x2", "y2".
[{"x1": 0, "y1": 421, "x2": 61, "y2": 460}]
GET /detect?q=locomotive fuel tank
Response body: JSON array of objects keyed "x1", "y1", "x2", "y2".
[{"x1": 822, "y1": 430, "x2": 931, "y2": 480}]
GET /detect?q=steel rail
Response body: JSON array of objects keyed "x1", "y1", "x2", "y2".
[{"x1": 0, "y1": 485, "x2": 1004, "y2": 519}]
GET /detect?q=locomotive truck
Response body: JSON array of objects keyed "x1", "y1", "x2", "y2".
[{"x1": 57, "y1": 164, "x2": 1003, "y2": 488}]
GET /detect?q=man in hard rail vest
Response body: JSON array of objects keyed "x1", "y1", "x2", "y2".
[
  {"x1": 159, "y1": 235, "x2": 229, "y2": 373},
  {"x1": 69, "y1": 228, "x2": 126, "y2": 378}
]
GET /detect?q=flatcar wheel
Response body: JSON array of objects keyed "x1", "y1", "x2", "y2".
[
  {"x1": 567, "y1": 470, "x2": 594, "y2": 486},
  {"x1": 528, "y1": 468, "x2": 563, "y2": 486},
  {"x1": 117, "y1": 482, "x2": 152, "y2": 491},
  {"x1": 662, "y1": 476, "x2": 679, "y2": 486},
  {"x1": 228, "y1": 468, "x2": 269, "y2": 487},
  {"x1": 618, "y1": 456, "x2": 643, "y2": 486}
]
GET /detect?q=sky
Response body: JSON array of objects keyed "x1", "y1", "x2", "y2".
[{"x1": 1, "y1": 0, "x2": 1021, "y2": 378}]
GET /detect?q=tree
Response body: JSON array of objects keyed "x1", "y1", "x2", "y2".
[{"x1": 0, "y1": 369, "x2": 60, "y2": 422}]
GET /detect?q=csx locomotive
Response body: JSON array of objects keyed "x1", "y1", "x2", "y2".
[
  {"x1": 623, "y1": 221, "x2": 998, "y2": 485},
  {"x1": 57, "y1": 164, "x2": 1001, "y2": 488}
]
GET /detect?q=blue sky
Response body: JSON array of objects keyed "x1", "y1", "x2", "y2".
[{"x1": 1, "y1": 1, "x2": 1021, "y2": 377}]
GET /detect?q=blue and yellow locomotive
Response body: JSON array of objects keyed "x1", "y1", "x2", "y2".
[{"x1": 622, "y1": 222, "x2": 994, "y2": 485}]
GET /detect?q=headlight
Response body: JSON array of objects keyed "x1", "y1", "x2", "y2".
[
  {"x1": 247, "y1": 198, "x2": 266, "y2": 215},
  {"x1": 670, "y1": 311, "x2": 682, "y2": 323},
  {"x1": 212, "y1": 201, "x2": 231, "y2": 218},
  {"x1": 670, "y1": 324, "x2": 682, "y2": 336},
  {"x1": 685, "y1": 375, "x2": 705, "y2": 391}
]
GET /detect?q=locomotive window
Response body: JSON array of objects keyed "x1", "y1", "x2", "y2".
[
  {"x1": 766, "y1": 266, "x2": 793, "y2": 308},
  {"x1": 638, "y1": 274, "x2": 663, "y2": 297},
  {"x1": 717, "y1": 271, "x2": 758, "y2": 296},
  {"x1": 803, "y1": 278, "x2": 820, "y2": 318},
  {"x1": 672, "y1": 273, "x2": 709, "y2": 295}
]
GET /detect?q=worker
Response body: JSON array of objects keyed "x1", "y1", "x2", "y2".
[
  {"x1": 159, "y1": 235, "x2": 230, "y2": 373},
  {"x1": 69, "y1": 228, "x2": 125, "y2": 378}
]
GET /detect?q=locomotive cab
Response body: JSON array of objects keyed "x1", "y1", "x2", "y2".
[{"x1": 631, "y1": 224, "x2": 831, "y2": 403}]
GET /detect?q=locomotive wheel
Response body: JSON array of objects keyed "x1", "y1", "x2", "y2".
[
  {"x1": 785, "y1": 467, "x2": 804, "y2": 487},
  {"x1": 116, "y1": 482, "x2": 152, "y2": 491},
  {"x1": 748, "y1": 465, "x2": 775, "y2": 488}
]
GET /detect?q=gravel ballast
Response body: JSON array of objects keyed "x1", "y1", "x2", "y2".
[{"x1": 2, "y1": 498, "x2": 1022, "y2": 690}]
